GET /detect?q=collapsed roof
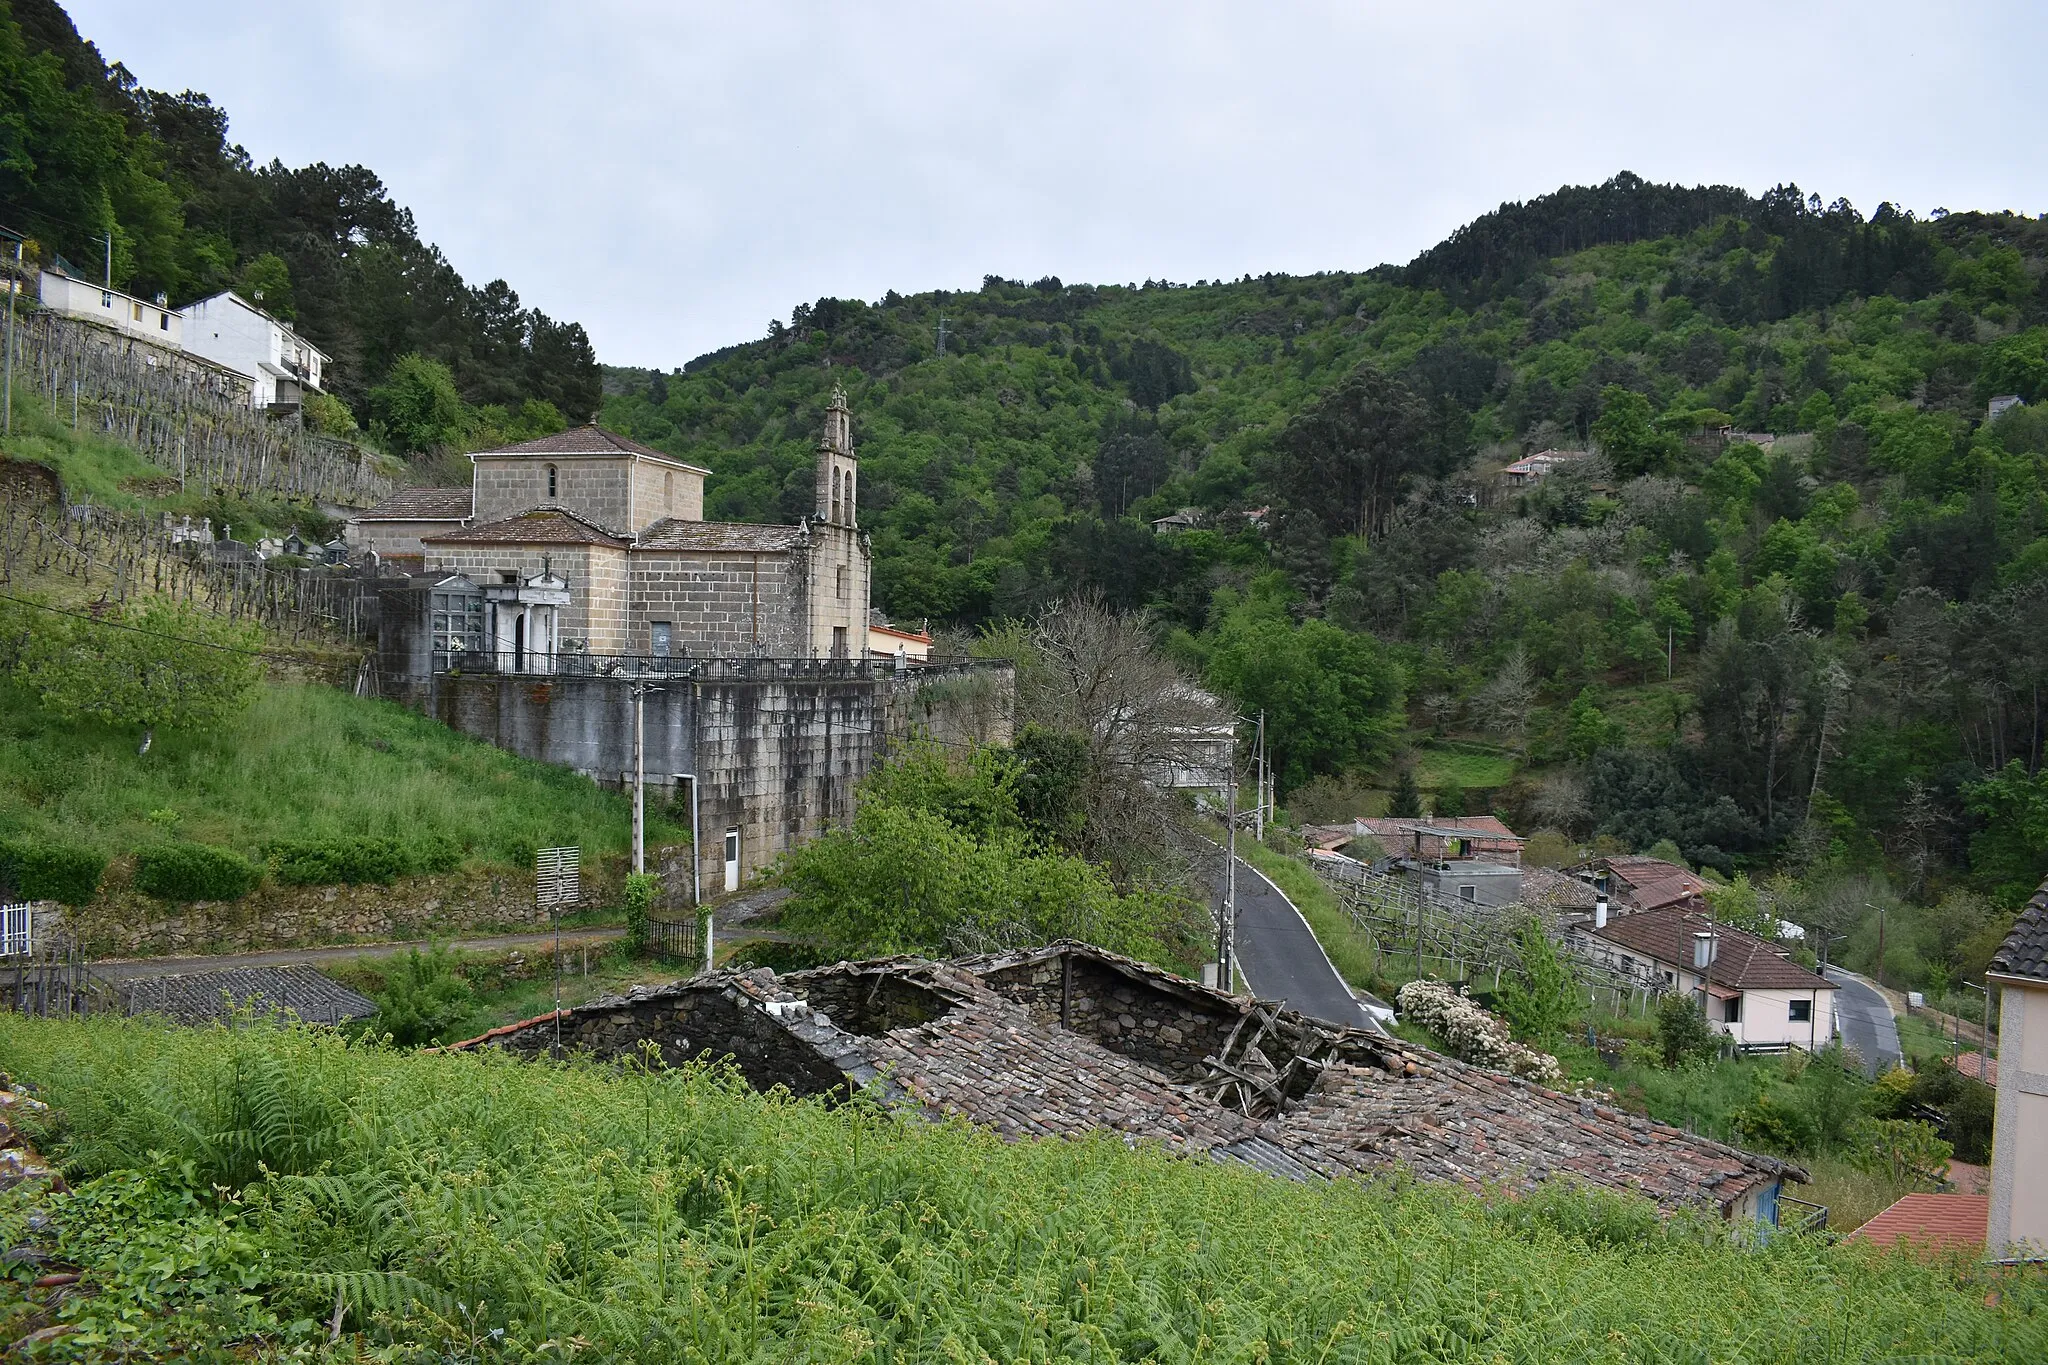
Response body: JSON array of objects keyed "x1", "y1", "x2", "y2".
[{"x1": 446, "y1": 941, "x2": 1801, "y2": 1215}]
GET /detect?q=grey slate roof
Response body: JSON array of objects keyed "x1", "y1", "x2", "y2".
[
  {"x1": 355, "y1": 487, "x2": 472, "y2": 520},
  {"x1": 635, "y1": 517, "x2": 808, "y2": 553},
  {"x1": 124, "y1": 965, "x2": 375, "y2": 1026},
  {"x1": 1989, "y1": 876, "x2": 2048, "y2": 982}
]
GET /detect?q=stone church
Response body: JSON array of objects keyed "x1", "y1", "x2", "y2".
[{"x1": 363, "y1": 387, "x2": 871, "y2": 670}]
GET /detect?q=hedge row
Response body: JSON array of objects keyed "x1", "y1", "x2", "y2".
[
  {"x1": 132, "y1": 843, "x2": 263, "y2": 903},
  {"x1": 263, "y1": 834, "x2": 462, "y2": 887},
  {"x1": 0, "y1": 837, "x2": 108, "y2": 906}
]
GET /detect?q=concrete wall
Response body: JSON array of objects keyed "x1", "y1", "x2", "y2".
[
  {"x1": 380, "y1": 661, "x2": 1015, "y2": 893},
  {"x1": 630, "y1": 551, "x2": 806, "y2": 657},
  {"x1": 1991, "y1": 978, "x2": 2048, "y2": 1255},
  {"x1": 1730, "y1": 986, "x2": 1835, "y2": 1050}
]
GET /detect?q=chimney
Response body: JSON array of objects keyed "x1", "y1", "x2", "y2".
[
  {"x1": 1692, "y1": 931, "x2": 1717, "y2": 973},
  {"x1": 1594, "y1": 894, "x2": 1608, "y2": 931}
]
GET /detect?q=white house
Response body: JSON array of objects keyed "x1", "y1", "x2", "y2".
[
  {"x1": 1988, "y1": 876, "x2": 2048, "y2": 1257},
  {"x1": 37, "y1": 268, "x2": 182, "y2": 348},
  {"x1": 181, "y1": 290, "x2": 329, "y2": 411},
  {"x1": 1566, "y1": 904, "x2": 1837, "y2": 1051}
]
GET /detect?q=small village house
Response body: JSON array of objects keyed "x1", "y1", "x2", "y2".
[
  {"x1": 1499, "y1": 448, "x2": 1586, "y2": 488},
  {"x1": 181, "y1": 289, "x2": 330, "y2": 412},
  {"x1": 867, "y1": 615, "x2": 933, "y2": 663},
  {"x1": 1356, "y1": 815, "x2": 1524, "y2": 868},
  {"x1": 1572, "y1": 854, "x2": 1710, "y2": 915},
  {"x1": 37, "y1": 266, "x2": 181, "y2": 347},
  {"x1": 1566, "y1": 905, "x2": 1836, "y2": 1051},
  {"x1": 1987, "y1": 876, "x2": 2048, "y2": 1256}
]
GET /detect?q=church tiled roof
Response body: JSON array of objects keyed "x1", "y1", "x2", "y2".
[
  {"x1": 423, "y1": 506, "x2": 629, "y2": 547},
  {"x1": 635, "y1": 518, "x2": 809, "y2": 552},
  {"x1": 476, "y1": 424, "x2": 709, "y2": 471},
  {"x1": 1989, "y1": 875, "x2": 2048, "y2": 982},
  {"x1": 354, "y1": 487, "x2": 472, "y2": 520}
]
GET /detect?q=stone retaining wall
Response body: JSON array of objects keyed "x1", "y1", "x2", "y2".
[{"x1": 68, "y1": 856, "x2": 630, "y2": 959}]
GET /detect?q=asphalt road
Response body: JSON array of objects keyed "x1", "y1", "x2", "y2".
[
  {"x1": 1204, "y1": 849, "x2": 1381, "y2": 1031},
  {"x1": 1825, "y1": 966, "x2": 1902, "y2": 1076}
]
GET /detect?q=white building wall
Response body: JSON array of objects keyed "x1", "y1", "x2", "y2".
[
  {"x1": 38, "y1": 273, "x2": 183, "y2": 347},
  {"x1": 181, "y1": 292, "x2": 326, "y2": 408},
  {"x1": 1990, "y1": 979, "x2": 2048, "y2": 1256}
]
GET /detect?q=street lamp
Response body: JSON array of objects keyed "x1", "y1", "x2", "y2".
[
  {"x1": 1815, "y1": 929, "x2": 1847, "y2": 977},
  {"x1": 1865, "y1": 902, "x2": 1888, "y2": 990}
]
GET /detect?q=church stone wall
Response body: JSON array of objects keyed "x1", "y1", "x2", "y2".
[
  {"x1": 473, "y1": 456, "x2": 633, "y2": 527},
  {"x1": 630, "y1": 551, "x2": 807, "y2": 657}
]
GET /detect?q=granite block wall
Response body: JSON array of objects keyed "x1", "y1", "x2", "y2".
[{"x1": 631, "y1": 552, "x2": 806, "y2": 657}]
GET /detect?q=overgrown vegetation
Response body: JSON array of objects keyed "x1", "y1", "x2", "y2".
[
  {"x1": 0, "y1": 677, "x2": 663, "y2": 881},
  {"x1": 1, "y1": 1014, "x2": 2040, "y2": 1361},
  {"x1": 777, "y1": 738, "x2": 1206, "y2": 966}
]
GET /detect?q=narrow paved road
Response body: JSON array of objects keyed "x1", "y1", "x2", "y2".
[
  {"x1": 1204, "y1": 850, "x2": 1382, "y2": 1031},
  {"x1": 1825, "y1": 966, "x2": 1901, "y2": 1076}
]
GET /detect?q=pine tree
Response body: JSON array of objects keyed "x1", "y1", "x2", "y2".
[{"x1": 1387, "y1": 768, "x2": 1422, "y2": 818}]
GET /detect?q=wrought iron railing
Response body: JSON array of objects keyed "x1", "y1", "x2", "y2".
[{"x1": 1777, "y1": 1194, "x2": 1828, "y2": 1232}]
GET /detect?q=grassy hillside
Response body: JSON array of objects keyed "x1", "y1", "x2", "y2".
[
  {"x1": 0, "y1": 677, "x2": 671, "y2": 870},
  {"x1": 1, "y1": 1013, "x2": 2038, "y2": 1362},
  {"x1": 593, "y1": 174, "x2": 2048, "y2": 987}
]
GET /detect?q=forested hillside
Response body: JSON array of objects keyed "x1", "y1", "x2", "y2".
[
  {"x1": 0, "y1": 0, "x2": 599, "y2": 439},
  {"x1": 599, "y1": 174, "x2": 2048, "y2": 935}
]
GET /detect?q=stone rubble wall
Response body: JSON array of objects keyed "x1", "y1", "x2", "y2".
[
  {"x1": 978, "y1": 957, "x2": 1241, "y2": 1082},
  {"x1": 66, "y1": 857, "x2": 628, "y2": 959}
]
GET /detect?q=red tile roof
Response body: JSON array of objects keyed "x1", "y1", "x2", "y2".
[
  {"x1": 423, "y1": 506, "x2": 629, "y2": 547},
  {"x1": 1587, "y1": 856, "x2": 1710, "y2": 912},
  {"x1": 1583, "y1": 905, "x2": 1831, "y2": 991},
  {"x1": 354, "y1": 487, "x2": 472, "y2": 520},
  {"x1": 1947, "y1": 1051, "x2": 1998, "y2": 1085},
  {"x1": 1847, "y1": 1192, "x2": 1987, "y2": 1252},
  {"x1": 474, "y1": 424, "x2": 709, "y2": 471}
]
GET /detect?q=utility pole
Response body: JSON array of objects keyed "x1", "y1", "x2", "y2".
[
  {"x1": 1220, "y1": 766, "x2": 1237, "y2": 991},
  {"x1": 1869, "y1": 902, "x2": 1887, "y2": 991},
  {"x1": 103, "y1": 232, "x2": 112, "y2": 288},
  {"x1": 1254, "y1": 711, "x2": 1267, "y2": 840},
  {"x1": 631, "y1": 684, "x2": 663, "y2": 873},
  {"x1": 935, "y1": 313, "x2": 949, "y2": 357},
  {"x1": 674, "y1": 771, "x2": 708, "y2": 972},
  {"x1": 2, "y1": 238, "x2": 19, "y2": 436}
]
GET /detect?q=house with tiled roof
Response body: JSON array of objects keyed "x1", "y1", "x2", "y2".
[
  {"x1": 1356, "y1": 815, "x2": 1524, "y2": 867},
  {"x1": 392, "y1": 390, "x2": 872, "y2": 671},
  {"x1": 1574, "y1": 855, "x2": 1710, "y2": 914},
  {"x1": 1565, "y1": 905, "x2": 1835, "y2": 1051},
  {"x1": 1988, "y1": 873, "x2": 2048, "y2": 1257},
  {"x1": 445, "y1": 942, "x2": 1806, "y2": 1223},
  {"x1": 1848, "y1": 1192, "x2": 1988, "y2": 1255}
]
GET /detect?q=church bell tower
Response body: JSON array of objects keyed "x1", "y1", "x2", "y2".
[{"x1": 815, "y1": 385, "x2": 857, "y2": 526}]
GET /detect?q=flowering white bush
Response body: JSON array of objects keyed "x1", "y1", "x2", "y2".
[{"x1": 1395, "y1": 979, "x2": 1563, "y2": 1084}]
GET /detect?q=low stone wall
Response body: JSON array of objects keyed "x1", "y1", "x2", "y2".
[{"x1": 69, "y1": 857, "x2": 628, "y2": 959}]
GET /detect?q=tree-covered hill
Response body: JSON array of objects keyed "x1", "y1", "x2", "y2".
[
  {"x1": 599, "y1": 174, "x2": 2048, "y2": 921},
  {"x1": 0, "y1": 0, "x2": 600, "y2": 426}
]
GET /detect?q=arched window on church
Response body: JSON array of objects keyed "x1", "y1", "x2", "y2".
[
  {"x1": 845, "y1": 470, "x2": 854, "y2": 520},
  {"x1": 546, "y1": 464, "x2": 558, "y2": 500},
  {"x1": 831, "y1": 468, "x2": 842, "y2": 523}
]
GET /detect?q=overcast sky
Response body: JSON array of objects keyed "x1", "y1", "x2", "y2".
[{"x1": 66, "y1": 1, "x2": 2048, "y2": 369}]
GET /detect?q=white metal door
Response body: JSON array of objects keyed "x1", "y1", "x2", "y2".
[{"x1": 723, "y1": 828, "x2": 740, "y2": 893}]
